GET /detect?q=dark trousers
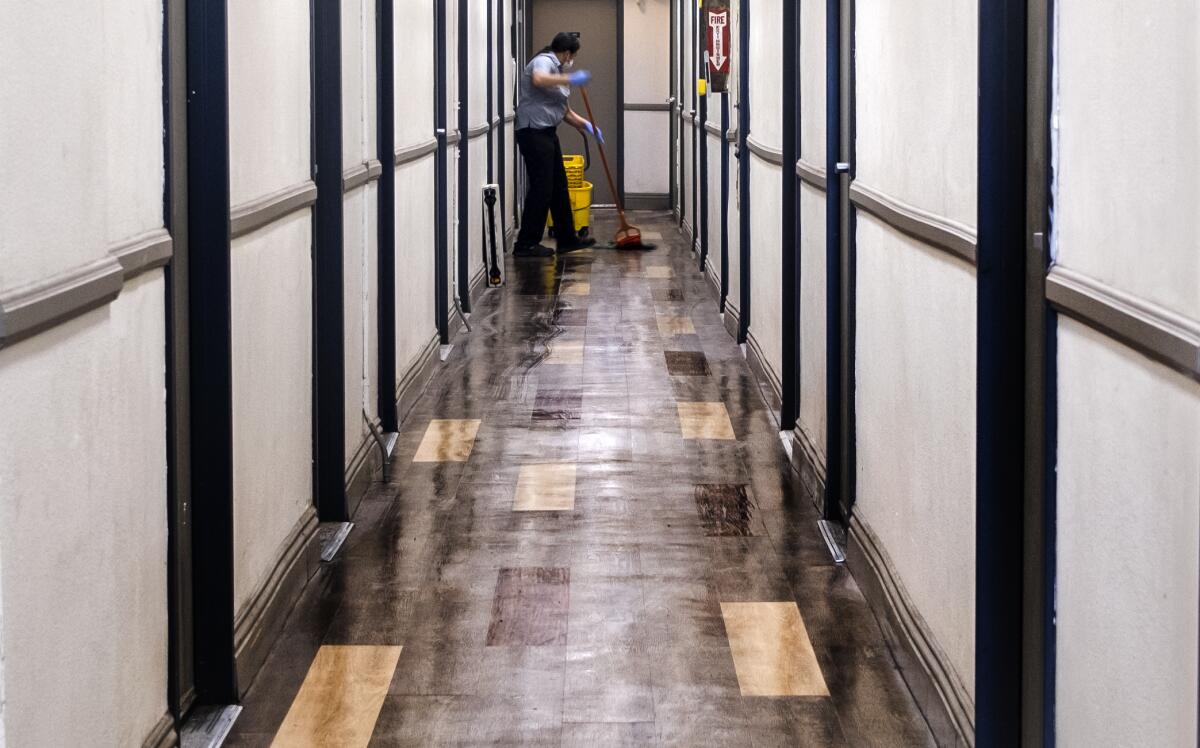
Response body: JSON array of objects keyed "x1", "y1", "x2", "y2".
[{"x1": 516, "y1": 126, "x2": 575, "y2": 247}]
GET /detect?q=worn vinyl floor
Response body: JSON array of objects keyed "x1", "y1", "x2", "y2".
[{"x1": 225, "y1": 211, "x2": 936, "y2": 747}]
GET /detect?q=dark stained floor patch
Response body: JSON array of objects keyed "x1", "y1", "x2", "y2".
[
  {"x1": 486, "y1": 567, "x2": 570, "y2": 646},
  {"x1": 665, "y1": 350, "x2": 712, "y2": 377},
  {"x1": 653, "y1": 288, "x2": 686, "y2": 302},
  {"x1": 694, "y1": 484, "x2": 757, "y2": 537},
  {"x1": 532, "y1": 388, "x2": 583, "y2": 425},
  {"x1": 554, "y1": 308, "x2": 588, "y2": 327}
]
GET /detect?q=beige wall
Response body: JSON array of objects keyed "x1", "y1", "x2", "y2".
[
  {"x1": 0, "y1": 275, "x2": 169, "y2": 746},
  {"x1": 853, "y1": 216, "x2": 978, "y2": 692},
  {"x1": 852, "y1": 0, "x2": 978, "y2": 699},
  {"x1": 748, "y1": 154, "x2": 782, "y2": 379},
  {"x1": 1053, "y1": 2, "x2": 1200, "y2": 743},
  {"x1": 344, "y1": 0, "x2": 382, "y2": 462},
  {"x1": 0, "y1": 3, "x2": 163, "y2": 289},
  {"x1": 797, "y1": 0, "x2": 827, "y2": 466},
  {"x1": 0, "y1": 0, "x2": 169, "y2": 742},
  {"x1": 228, "y1": 0, "x2": 316, "y2": 612}
]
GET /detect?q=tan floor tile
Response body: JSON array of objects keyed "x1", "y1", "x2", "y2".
[
  {"x1": 413, "y1": 419, "x2": 482, "y2": 462},
  {"x1": 562, "y1": 281, "x2": 591, "y2": 296},
  {"x1": 546, "y1": 341, "x2": 584, "y2": 365},
  {"x1": 677, "y1": 402, "x2": 736, "y2": 440},
  {"x1": 644, "y1": 266, "x2": 674, "y2": 279},
  {"x1": 720, "y1": 602, "x2": 828, "y2": 697},
  {"x1": 272, "y1": 645, "x2": 403, "y2": 747},
  {"x1": 514, "y1": 462, "x2": 577, "y2": 511},
  {"x1": 657, "y1": 315, "x2": 696, "y2": 338}
]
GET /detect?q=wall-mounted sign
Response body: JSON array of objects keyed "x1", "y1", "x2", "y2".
[{"x1": 705, "y1": 1, "x2": 731, "y2": 93}]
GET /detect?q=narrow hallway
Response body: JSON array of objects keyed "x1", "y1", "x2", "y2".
[{"x1": 225, "y1": 212, "x2": 933, "y2": 746}]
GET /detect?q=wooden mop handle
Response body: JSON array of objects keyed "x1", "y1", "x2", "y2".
[{"x1": 578, "y1": 89, "x2": 629, "y2": 226}]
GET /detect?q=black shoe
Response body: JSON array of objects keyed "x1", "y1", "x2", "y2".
[
  {"x1": 513, "y1": 243, "x2": 555, "y2": 258},
  {"x1": 557, "y1": 236, "x2": 596, "y2": 254}
]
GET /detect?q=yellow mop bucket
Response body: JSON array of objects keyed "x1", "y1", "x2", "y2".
[
  {"x1": 547, "y1": 178, "x2": 593, "y2": 237},
  {"x1": 563, "y1": 154, "x2": 585, "y2": 189}
]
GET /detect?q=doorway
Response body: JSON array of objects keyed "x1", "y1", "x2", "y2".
[{"x1": 528, "y1": 0, "x2": 621, "y2": 205}]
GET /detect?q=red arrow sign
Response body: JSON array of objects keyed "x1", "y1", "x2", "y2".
[{"x1": 705, "y1": 3, "x2": 731, "y2": 92}]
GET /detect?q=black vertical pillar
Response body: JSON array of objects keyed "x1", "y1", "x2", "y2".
[
  {"x1": 313, "y1": 0, "x2": 348, "y2": 521},
  {"x1": 186, "y1": 0, "x2": 237, "y2": 704},
  {"x1": 736, "y1": 0, "x2": 751, "y2": 343},
  {"x1": 497, "y1": 0, "x2": 507, "y2": 241},
  {"x1": 487, "y1": 0, "x2": 494, "y2": 186},
  {"x1": 976, "y1": 0, "x2": 1029, "y2": 741},
  {"x1": 719, "y1": 93, "x2": 730, "y2": 311},
  {"x1": 780, "y1": 0, "x2": 799, "y2": 430},
  {"x1": 822, "y1": 0, "x2": 843, "y2": 523},
  {"x1": 697, "y1": 6, "x2": 709, "y2": 273},
  {"x1": 457, "y1": 0, "x2": 471, "y2": 312},
  {"x1": 435, "y1": 0, "x2": 450, "y2": 343},
  {"x1": 377, "y1": 0, "x2": 398, "y2": 432}
]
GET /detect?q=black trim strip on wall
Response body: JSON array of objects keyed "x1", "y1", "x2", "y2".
[
  {"x1": 781, "y1": 0, "x2": 799, "y2": 430},
  {"x1": 796, "y1": 159, "x2": 826, "y2": 190},
  {"x1": 185, "y1": 0, "x2": 237, "y2": 703},
  {"x1": 342, "y1": 159, "x2": 383, "y2": 192},
  {"x1": 395, "y1": 138, "x2": 440, "y2": 165},
  {"x1": 377, "y1": 0, "x2": 398, "y2": 433},
  {"x1": 313, "y1": 0, "x2": 348, "y2": 521},
  {"x1": 719, "y1": 92, "x2": 730, "y2": 312},
  {"x1": 434, "y1": 0, "x2": 449, "y2": 343},
  {"x1": 1047, "y1": 266, "x2": 1200, "y2": 381},
  {"x1": 697, "y1": 0, "x2": 708, "y2": 275},
  {"x1": 229, "y1": 181, "x2": 319, "y2": 239},
  {"x1": 616, "y1": 0, "x2": 625, "y2": 202},
  {"x1": 736, "y1": 0, "x2": 751, "y2": 343},
  {"x1": 849, "y1": 182, "x2": 978, "y2": 265},
  {"x1": 823, "y1": 0, "x2": 844, "y2": 524},
  {"x1": 456, "y1": 0, "x2": 470, "y2": 314}
]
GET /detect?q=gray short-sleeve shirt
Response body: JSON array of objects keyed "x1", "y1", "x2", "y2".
[{"x1": 515, "y1": 52, "x2": 570, "y2": 130}]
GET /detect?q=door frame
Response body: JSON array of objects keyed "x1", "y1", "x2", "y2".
[{"x1": 523, "y1": 0, "x2": 625, "y2": 204}]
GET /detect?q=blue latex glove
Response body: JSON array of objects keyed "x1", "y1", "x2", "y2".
[
  {"x1": 568, "y1": 70, "x2": 592, "y2": 86},
  {"x1": 583, "y1": 121, "x2": 605, "y2": 144}
]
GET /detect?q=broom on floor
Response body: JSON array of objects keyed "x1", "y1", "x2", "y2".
[{"x1": 579, "y1": 88, "x2": 650, "y2": 250}]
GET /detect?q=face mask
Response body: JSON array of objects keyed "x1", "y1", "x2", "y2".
[{"x1": 562, "y1": 58, "x2": 575, "y2": 70}]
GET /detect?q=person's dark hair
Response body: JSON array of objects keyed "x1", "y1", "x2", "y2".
[{"x1": 541, "y1": 32, "x2": 580, "y2": 55}]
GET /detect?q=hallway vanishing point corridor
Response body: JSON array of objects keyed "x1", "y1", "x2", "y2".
[{"x1": 223, "y1": 213, "x2": 934, "y2": 745}]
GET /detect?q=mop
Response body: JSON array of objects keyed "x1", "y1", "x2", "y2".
[{"x1": 579, "y1": 89, "x2": 655, "y2": 250}]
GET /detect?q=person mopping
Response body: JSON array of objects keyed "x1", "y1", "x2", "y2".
[{"x1": 513, "y1": 32, "x2": 604, "y2": 258}]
